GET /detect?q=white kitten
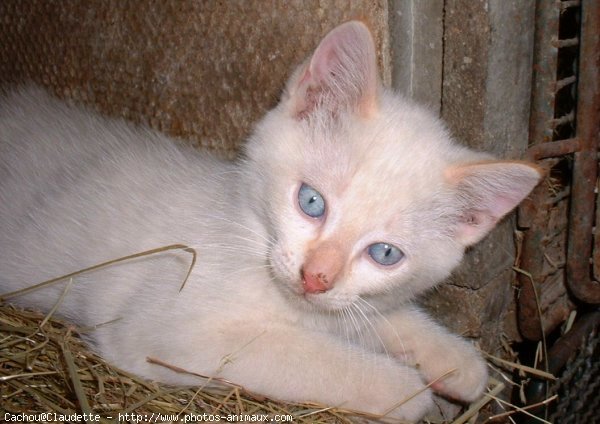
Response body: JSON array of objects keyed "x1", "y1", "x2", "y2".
[{"x1": 0, "y1": 21, "x2": 542, "y2": 421}]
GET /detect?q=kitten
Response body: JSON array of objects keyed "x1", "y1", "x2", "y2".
[{"x1": 0, "y1": 21, "x2": 541, "y2": 421}]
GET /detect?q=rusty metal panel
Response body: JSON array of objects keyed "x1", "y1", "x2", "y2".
[
  {"x1": 518, "y1": 0, "x2": 599, "y2": 341},
  {"x1": 518, "y1": 0, "x2": 575, "y2": 341},
  {"x1": 565, "y1": 0, "x2": 600, "y2": 305}
]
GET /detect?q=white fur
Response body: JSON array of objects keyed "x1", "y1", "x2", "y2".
[{"x1": 0, "y1": 22, "x2": 541, "y2": 421}]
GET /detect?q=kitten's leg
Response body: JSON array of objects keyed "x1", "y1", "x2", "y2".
[
  {"x1": 173, "y1": 322, "x2": 433, "y2": 421},
  {"x1": 375, "y1": 306, "x2": 488, "y2": 402}
]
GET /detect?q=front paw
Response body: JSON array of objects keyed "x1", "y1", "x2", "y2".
[
  {"x1": 423, "y1": 339, "x2": 488, "y2": 402},
  {"x1": 351, "y1": 362, "x2": 434, "y2": 422},
  {"x1": 376, "y1": 365, "x2": 435, "y2": 422}
]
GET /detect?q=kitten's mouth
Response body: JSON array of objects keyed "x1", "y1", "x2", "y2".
[
  {"x1": 293, "y1": 277, "x2": 352, "y2": 311},
  {"x1": 275, "y1": 272, "x2": 334, "y2": 307}
]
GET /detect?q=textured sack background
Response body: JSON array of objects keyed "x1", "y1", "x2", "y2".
[
  {"x1": 0, "y1": 0, "x2": 389, "y2": 157},
  {"x1": 0, "y1": 0, "x2": 540, "y2": 361}
]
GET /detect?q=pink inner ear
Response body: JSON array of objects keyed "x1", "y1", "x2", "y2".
[
  {"x1": 288, "y1": 21, "x2": 379, "y2": 118},
  {"x1": 447, "y1": 160, "x2": 544, "y2": 246},
  {"x1": 456, "y1": 210, "x2": 497, "y2": 246},
  {"x1": 490, "y1": 194, "x2": 527, "y2": 219},
  {"x1": 310, "y1": 42, "x2": 341, "y2": 82}
]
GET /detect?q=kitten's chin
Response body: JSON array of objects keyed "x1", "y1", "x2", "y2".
[{"x1": 303, "y1": 291, "x2": 355, "y2": 311}]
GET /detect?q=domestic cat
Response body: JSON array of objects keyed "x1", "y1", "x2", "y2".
[{"x1": 0, "y1": 21, "x2": 542, "y2": 421}]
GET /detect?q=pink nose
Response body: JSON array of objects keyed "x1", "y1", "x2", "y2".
[
  {"x1": 301, "y1": 269, "x2": 332, "y2": 293},
  {"x1": 301, "y1": 242, "x2": 343, "y2": 294}
]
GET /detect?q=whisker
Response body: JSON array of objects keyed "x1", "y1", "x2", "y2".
[
  {"x1": 357, "y1": 297, "x2": 407, "y2": 359},
  {"x1": 221, "y1": 263, "x2": 273, "y2": 279},
  {"x1": 200, "y1": 243, "x2": 267, "y2": 258},
  {"x1": 226, "y1": 233, "x2": 275, "y2": 250},
  {"x1": 194, "y1": 213, "x2": 275, "y2": 245},
  {"x1": 339, "y1": 307, "x2": 352, "y2": 348},
  {"x1": 345, "y1": 304, "x2": 365, "y2": 348},
  {"x1": 352, "y1": 301, "x2": 389, "y2": 358}
]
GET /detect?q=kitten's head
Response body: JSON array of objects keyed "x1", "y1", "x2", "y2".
[{"x1": 244, "y1": 21, "x2": 542, "y2": 312}]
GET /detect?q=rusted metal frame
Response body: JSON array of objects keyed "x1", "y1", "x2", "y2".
[
  {"x1": 518, "y1": 0, "x2": 600, "y2": 340},
  {"x1": 517, "y1": 0, "x2": 562, "y2": 340},
  {"x1": 596, "y1": 178, "x2": 600, "y2": 282},
  {"x1": 560, "y1": 1, "x2": 580, "y2": 12},
  {"x1": 524, "y1": 310, "x2": 600, "y2": 422},
  {"x1": 565, "y1": 0, "x2": 600, "y2": 304},
  {"x1": 546, "y1": 310, "x2": 599, "y2": 374},
  {"x1": 527, "y1": 137, "x2": 580, "y2": 160}
]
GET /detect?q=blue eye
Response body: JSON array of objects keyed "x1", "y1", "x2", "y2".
[
  {"x1": 298, "y1": 183, "x2": 326, "y2": 218},
  {"x1": 368, "y1": 243, "x2": 404, "y2": 266}
]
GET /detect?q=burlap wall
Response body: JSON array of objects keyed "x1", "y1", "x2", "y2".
[{"x1": 0, "y1": 0, "x2": 390, "y2": 157}]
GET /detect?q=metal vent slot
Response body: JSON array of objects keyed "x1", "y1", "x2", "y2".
[
  {"x1": 518, "y1": 0, "x2": 599, "y2": 342},
  {"x1": 517, "y1": 0, "x2": 599, "y2": 421}
]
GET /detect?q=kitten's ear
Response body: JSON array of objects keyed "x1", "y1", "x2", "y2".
[
  {"x1": 284, "y1": 21, "x2": 379, "y2": 118},
  {"x1": 446, "y1": 161, "x2": 544, "y2": 246}
]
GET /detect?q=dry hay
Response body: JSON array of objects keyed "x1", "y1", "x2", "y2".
[
  {"x1": 2, "y1": 301, "x2": 555, "y2": 424},
  {"x1": 1, "y1": 302, "x2": 362, "y2": 424},
  {"x1": 0, "y1": 252, "x2": 556, "y2": 424}
]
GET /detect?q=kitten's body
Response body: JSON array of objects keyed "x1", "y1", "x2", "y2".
[{"x1": 0, "y1": 22, "x2": 541, "y2": 421}]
